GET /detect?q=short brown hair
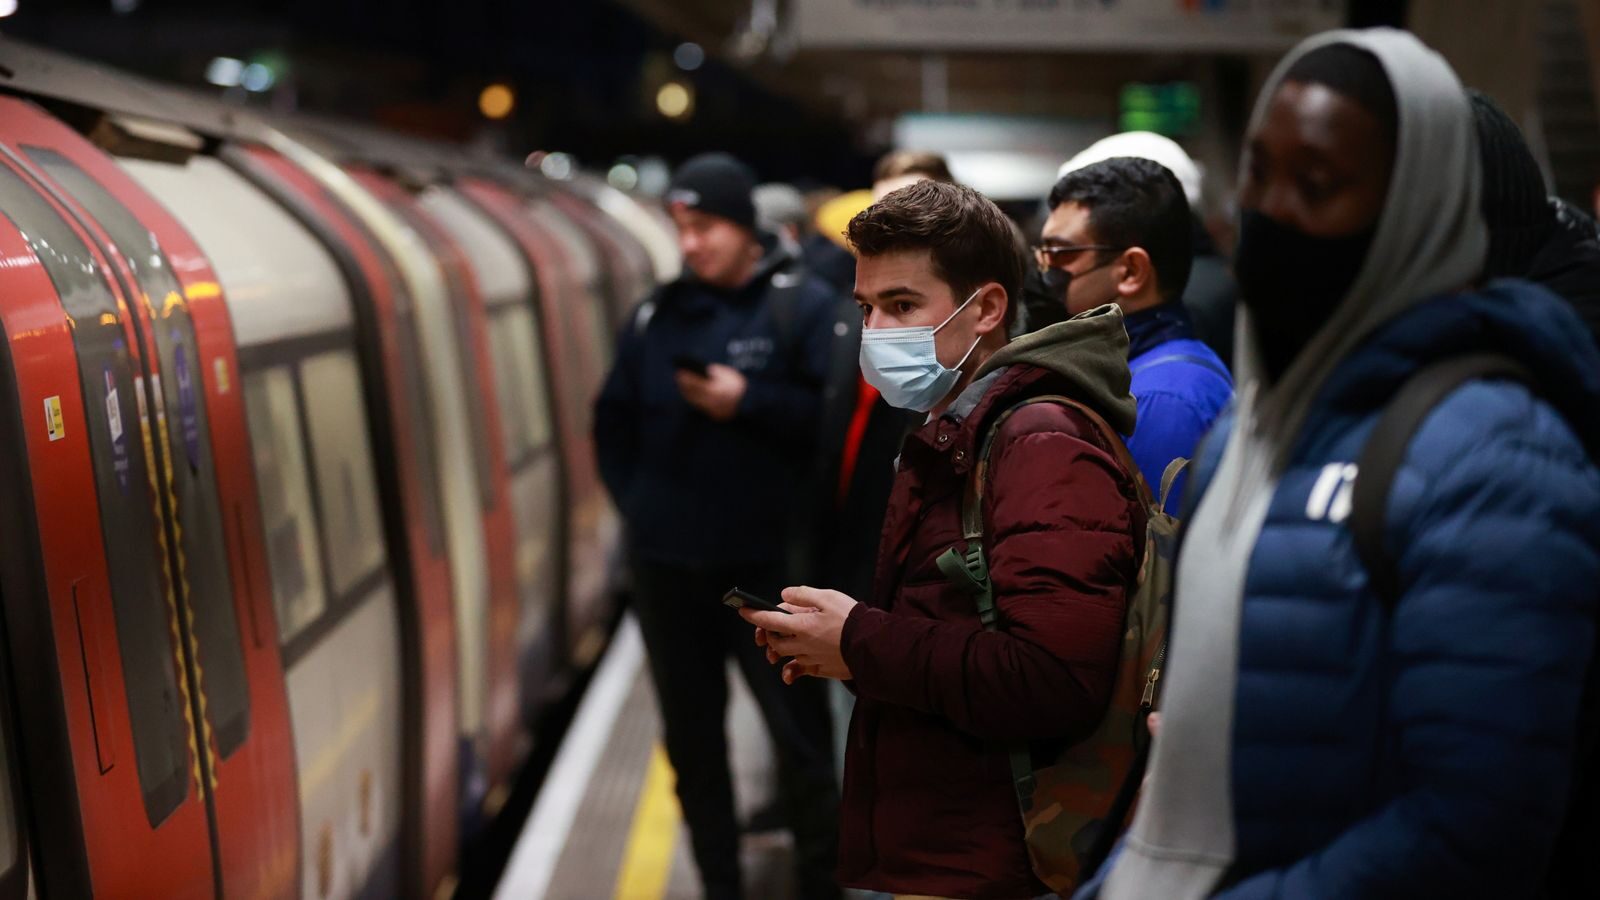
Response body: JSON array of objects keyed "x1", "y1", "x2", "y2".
[
  {"x1": 848, "y1": 180, "x2": 1026, "y2": 328},
  {"x1": 872, "y1": 150, "x2": 955, "y2": 186}
]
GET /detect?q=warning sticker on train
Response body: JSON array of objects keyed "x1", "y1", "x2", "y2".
[
  {"x1": 43, "y1": 396, "x2": 64, "y2": 442},
  {"x1": 173, "y1": 336, "x2": 200, "y2": 469},
  {"x1": 213, "y1": 355, "x2": 230, "y2": 394},
  {"x1": 104, "y1": 364, "x2": 130, "y2": 491}
]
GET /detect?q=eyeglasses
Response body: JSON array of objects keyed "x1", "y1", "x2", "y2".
[{"x1": 1033, "y1": 243, "x2": 1124, "y2": 272}]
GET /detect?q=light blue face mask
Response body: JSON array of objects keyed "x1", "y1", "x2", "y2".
[{"x1": 859, "y1": 287, "x2": 982, "y2": 412}]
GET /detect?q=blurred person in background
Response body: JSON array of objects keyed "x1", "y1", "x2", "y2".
[
  {"x1": 755, "y1": 181, "x2": 810, "y2": 258},
  {"x1": 1035, "y1": 157, "x2": 1232, "y2": 506},
  {"x1": 798, "y1": 184, "x2": 860, "y2": 296},
  {"x1": 594, "y1": 152, "x2": 841, "y2": 900},
  {"x1": 1469, "y1": 90, "x2": 1600, "y2": 341},
  {"x1": 1083, "y1": 30, "x2": 1600, "y2": 900},
  {"x1": 1052, "y1": 131, "x2": 1237, "y2": 366},
  {"x1": 871, "y1": 149, "x2": 955, "y2": 201}
]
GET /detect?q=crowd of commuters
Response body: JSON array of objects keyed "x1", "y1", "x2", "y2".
[{"x1": 594, "y1": 24, "x2": 1600, "y2": 900}]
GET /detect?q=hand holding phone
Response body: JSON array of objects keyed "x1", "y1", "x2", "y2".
[
  {"x1": 722, "y1": 587, "x2": 791, "y2": 615},
  {"x1": 672, "y1": 354, "x2": 710, "y2": 377}
]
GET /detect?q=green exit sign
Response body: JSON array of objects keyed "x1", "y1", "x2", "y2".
[{"x1": 1120, "y1": 82, "x2": 1201, "y2": 137}]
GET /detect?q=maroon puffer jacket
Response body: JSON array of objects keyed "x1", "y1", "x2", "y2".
[{"x1": 836, "y1": 355, "x2": 1143, "y2": 899}]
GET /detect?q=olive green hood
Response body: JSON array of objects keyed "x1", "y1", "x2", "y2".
[{"x1": 975, "y1": 302, "x2": 1137, "y2": 435}]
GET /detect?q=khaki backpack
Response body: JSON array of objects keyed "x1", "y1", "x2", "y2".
[{"x1": 934, "y1": 394, "x2": 1180, "y2": 895}]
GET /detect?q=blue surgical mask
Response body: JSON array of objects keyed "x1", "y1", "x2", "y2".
[{"x1": 859, "y1": 287, "x2": 982, "y2": 412}]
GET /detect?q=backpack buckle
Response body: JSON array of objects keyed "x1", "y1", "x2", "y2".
[{"x1": 936, "y1": 542, "x2": 997, "y2": 627}]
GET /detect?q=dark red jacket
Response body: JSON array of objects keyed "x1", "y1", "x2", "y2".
[{"x1": 836, "y1": 317, "x2": 1143, "y2": 899}]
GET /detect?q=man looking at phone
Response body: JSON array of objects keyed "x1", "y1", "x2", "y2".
[
  {"x1": 740, "y1": 181, "x2": 1144, "y2": 899},
  {"x1": 593, "y1": 152, "x2": 841, "y2": 900}
]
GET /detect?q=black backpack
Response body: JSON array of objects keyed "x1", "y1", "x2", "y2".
[{"x1": 1349, "y1": 353, "x2": 1599, "y2": 899}]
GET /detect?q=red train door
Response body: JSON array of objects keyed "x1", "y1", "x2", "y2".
[
  {"x1": 0, "y1": 97, "x2": 301, "y2": 898},
  {"x1": 222, "y1": 141, "x2": 461, "y2": 900},
  {"x1": 0, "y1": 137, "x2": 215, "y2": 898}
]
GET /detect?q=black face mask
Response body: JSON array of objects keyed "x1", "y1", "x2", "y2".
[
  {"x1": 1020, "y1": 267, "x2": 1073, "y2": 332},
  {"x1": 1234, "y1": 209, "x2": 1375, "y2": 382}
]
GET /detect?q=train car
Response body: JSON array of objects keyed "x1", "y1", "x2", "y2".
[
  {"x1": 0, "y1": 35, "x2": 666, "y2": 898},
  {"x1": 545, "y1": 180, "x2": 657, "y2": 328},
  {"x1": 562, "y1": 171, "x2": 682, "y2": 289},
  {"x1": 123, "y1": 141, "x2": 410, "y2": 900},
  {"x1": 450, "y1": 175, "x2": 623, "y2": 673},
  {"x1": 0, "y1": 51, "x2": 310, "y2": 897},
  {"x1": 215, "y1": 136, "x2": 464, "y2": 898}
]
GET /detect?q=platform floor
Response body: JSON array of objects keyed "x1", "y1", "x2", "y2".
[{"x1": 494, "y1": 615, "x2": 810, "y2": 900}]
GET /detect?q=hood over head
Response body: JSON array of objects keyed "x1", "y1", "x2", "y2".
[
  {"x1": 1241, "y1": 28, "x2": 1487, "y2": 456},
  {"x1": 975, "y1": 302, "x2": 1137, "y2": 435}
]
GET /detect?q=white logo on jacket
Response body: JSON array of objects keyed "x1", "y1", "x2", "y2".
[
  {"x1": 727, "y1": 336, "x2": 775, "y2": 371},
  {"x1": 1307, "y1": 462, "x2": 1358, "y2": 524}
]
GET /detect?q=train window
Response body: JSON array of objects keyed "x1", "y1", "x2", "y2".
[
  {"x1": 243, "y1": 366, "x2": 328, "y2": 646},
  {"x1": 436, "y1": 260, "x2": 499, "y2": 512},
  {"x1": 373, "y1": 249, "x2": 446, "y2": 559},
  {"x1": 486, "y1": 305, "x2": 554, "y2": 470},
  {"x1": 27, "y1": 147, "x2": 252, "y2": 758},
  {"x1": 0, "y1": 163, "x2": 192, "y2": 825},
  {"x1": 298, "y1": 350, "x2": 386, "y2": 598}
]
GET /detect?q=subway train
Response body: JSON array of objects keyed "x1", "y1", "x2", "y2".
[{"x1": 0, "y1": 38, "x2": 677, "y2": 900}]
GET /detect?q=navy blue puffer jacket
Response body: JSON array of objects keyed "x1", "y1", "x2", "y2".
[{"x1": 1173, "y1": 280, "x2": 1600, "y2": 898}]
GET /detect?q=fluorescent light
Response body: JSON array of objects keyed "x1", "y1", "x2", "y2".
[{"x1": 205, "y1": 57, "x2": 244, "y2": 87}]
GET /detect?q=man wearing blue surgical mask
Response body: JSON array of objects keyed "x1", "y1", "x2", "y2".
[{"x1": 739, "y1": 180, "x2": 1146, "y2": 899}]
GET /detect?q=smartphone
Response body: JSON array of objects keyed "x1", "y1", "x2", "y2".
[
  {"x1": 672, "y1": 354, "x2": 710, "y2": 377},
  {"x1": 722, "y1": 587, "x2": 791, "y2": 615}
]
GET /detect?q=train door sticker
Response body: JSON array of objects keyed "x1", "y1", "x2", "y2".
[
  {"x1": 104, "y1": 359, "x2": 129, "y2": 491},
  {"x1": 172, "y1": 334, "x2": 200, "y2": 471},
  {"x1": 44, "y1": 395, "x2": 64, "y2": 441}
]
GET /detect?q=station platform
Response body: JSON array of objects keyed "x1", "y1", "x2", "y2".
[{"x1": 494, "y1": 616, "x2": 808, "y2": 900}]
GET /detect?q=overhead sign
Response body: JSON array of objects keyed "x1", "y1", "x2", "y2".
[{"x1": 794, "y1": 0, "x2": 1347, "y2": 53}]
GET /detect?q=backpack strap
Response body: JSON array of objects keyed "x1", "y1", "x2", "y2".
[
  {"x1": 1158, "y1": 457, "x2": 1189, "y2": 516},
  {"x1": 1350, "y1": 353, "x2": 1534, "y2": 608},
  {"x1": 935, "y1": 393, "x2": 1147, "y2": 813},
  {"x1": 766, "y1": 266, "x2": 805, "y2": 361}
]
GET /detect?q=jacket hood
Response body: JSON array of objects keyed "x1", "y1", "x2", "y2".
[
  {"x1": 1318, "y1": 278, "x2": 1600, "y2": 455},
  {"x1": 1240, "y1": 29, "x2": 1486, "y2": 458},
  {"x1": 975, "y1": 302, "x2": 1137, "y2": 434}
]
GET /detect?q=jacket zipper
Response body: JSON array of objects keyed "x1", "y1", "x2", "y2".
[{"x1": 1141, "y1": 640, "x2": 1168, "y2": 709}]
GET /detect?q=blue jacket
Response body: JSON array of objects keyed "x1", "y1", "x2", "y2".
[
  {"x1": 1082, "y1": 280, "x2": 1600, "y2": 899},
  {"x1": 593, "y1": 248, "x2": 839, "y2": 567},
  {"x1": 1123, "y1": 304, "x2": 1232, "y2": 508}
]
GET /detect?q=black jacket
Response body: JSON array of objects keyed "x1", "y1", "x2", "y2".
[
  {"x1": 594, "y1": 246, "x2": 839, "y2": 567},
  {"x1": 1530, "y1": 198, "x2": 1600, "y2": 343}
]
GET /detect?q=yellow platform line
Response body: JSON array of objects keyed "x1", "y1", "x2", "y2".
[{"x1": 612, "y1": 744, "x2": 680, "y2": 900}]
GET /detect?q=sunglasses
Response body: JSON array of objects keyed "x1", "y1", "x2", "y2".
[{"x1": 1032, "y1": 243, "x2": 1125, "y2": 272}]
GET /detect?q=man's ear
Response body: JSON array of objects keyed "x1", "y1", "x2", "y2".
[
  {"x1": 1118, "y1": 247, "x2": 1156, "y2": 299},
  {"x1": 972, "y1": 282, "x2": 1009, "y2": 336}
]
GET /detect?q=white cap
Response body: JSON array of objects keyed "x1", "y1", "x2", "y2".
[{"x1": 1058, "y1": 131, "x2": 1203, "y2": 210}]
